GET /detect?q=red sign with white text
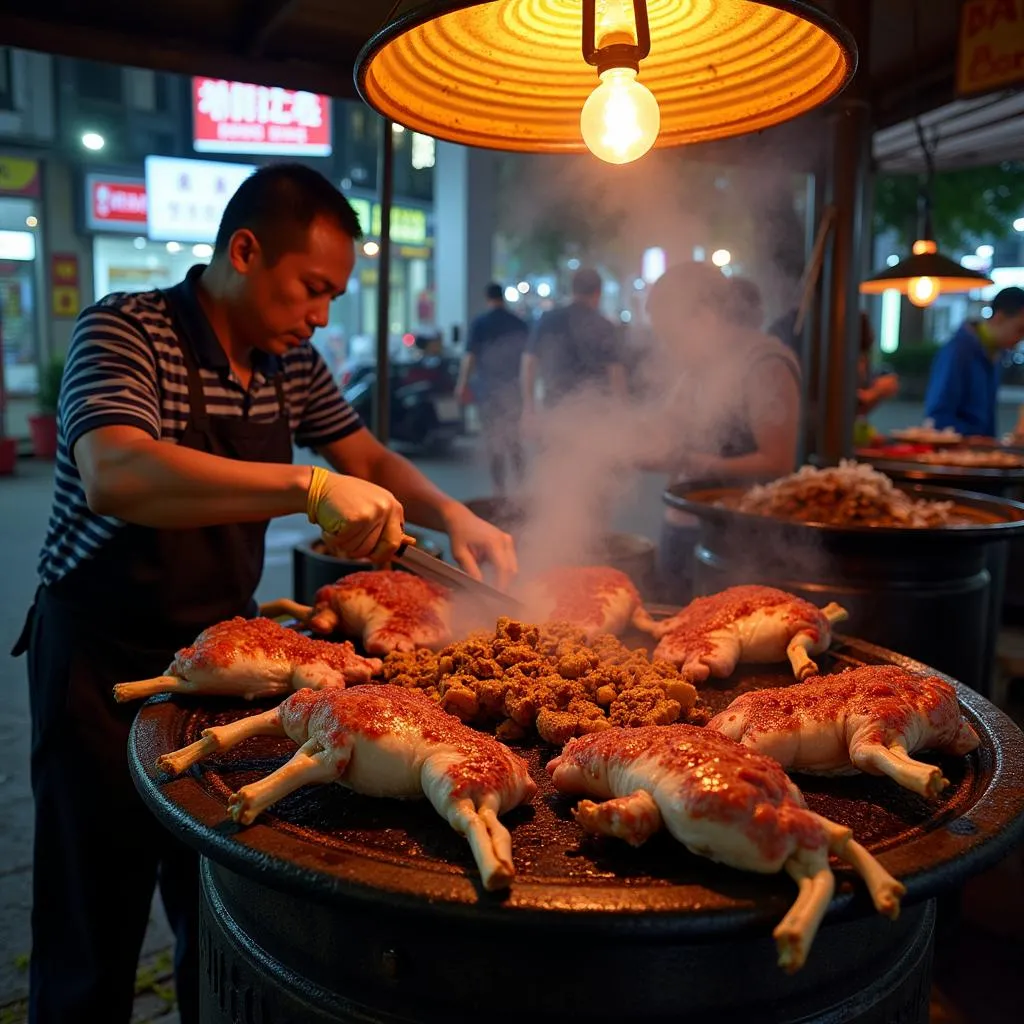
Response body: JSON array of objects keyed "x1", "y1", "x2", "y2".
[
  {"x1": 192, "y1": 77, "x2": 332, "y2": 156},
  {"x1": 89, "y1": 179, "x2": 148, "y2": 229}
]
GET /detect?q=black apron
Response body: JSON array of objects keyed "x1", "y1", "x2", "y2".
[{"x1": 14, "y1": 283, "x2": 294, "y2": 1023}]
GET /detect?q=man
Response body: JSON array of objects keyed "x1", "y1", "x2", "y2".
[
  {"x1": 925, "y1": 287, "x2": 1024, "y2": 438},
  {"x1": 12, "y1": 163, "x2": 514, "y2": 1023},
  {"x1": 456, "y1": 282, "x2": 529, "y2": 492},
  {"x1": 520, "y1": 267, "x2": 628, "y2": 424}
]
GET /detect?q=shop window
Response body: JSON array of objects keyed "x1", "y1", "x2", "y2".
[
  {"x1": 0, "y1": 49, "x2": 13, "y2": 111},
  {"x1": 76, "y1": 60, "x2": 124, "y2": 103}
]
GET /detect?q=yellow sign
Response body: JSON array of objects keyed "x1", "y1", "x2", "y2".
[
  {"x1": 957, "y1": 0, "x2": 1024, "y2": 95},
  {"x1": 52, "y1": 285, "x2": 81, "y2": 319},
  {"x1": 0, "y1": 156, "x2": 41, "y2": 196},
  {"x1": 348, "y1": 197, "x2": 430, "y2": 247}
]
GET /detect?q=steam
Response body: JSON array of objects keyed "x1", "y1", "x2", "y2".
[{"x1": 490, "y1": 126, "x2": 827, "y2": 589}]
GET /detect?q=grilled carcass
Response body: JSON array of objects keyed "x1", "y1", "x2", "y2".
[
  {"x1": 548, "y1": 725, "x2": 904, "y2": 972},
  {"x1": 708, "y1": 665, "x2": 980, "y2": 798},
  {"x1": 651, "y1": 585, "x2": 848, "y2": 682},
  {"x1": 112, "y1": 617, "x2": 381, "y2": 703},
  {"x1": 157, "y1": 685, "x2": 536, "y2": 890},
  {"x1": 515, "y1": 566, "x2": 656, "y2": 641},
  {"x1": 287, "y1": 571, "x2": 454, "y2": 654}
]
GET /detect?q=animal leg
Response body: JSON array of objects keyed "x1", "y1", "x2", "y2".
[
  {"x1": 810, "y1": 812, "x2": 905, "y2": 920},
  {"x1": 308, "y1": 606, "x2": 341, "y2": 634},
  {"x1": 258, "y1": 599, "x2": 313, "y2": 622},
  {"x1": 850, "y1": 741, "x2": 947, "y2": 798},
  {"x1": 631, "y1": 605, "x2": 659, "y2": 635},
  {"x1": 157, "y1": 706, "x2": 286, "y2": 776},
  {"x1": 442, "y1": 793, "x2": 517, "y2": 891},
  {"x1": 113, "y1": 674, "x2": 183, "y2": 703},
  {"x1": 822, "y1": 603, "x2": 848, "y2": 627},
  {"x1": 228, "y1": 738, "x2": 351, "y2": 825},
  {"x1": 773, "y1": 847, "x2": 835, "y2": 973},
  {"x1": 572, "y1": 790, "x2": 663, "y2": 847},
  {"x1": 786, "y1": 631, "x2": 821, "y2": 681}
]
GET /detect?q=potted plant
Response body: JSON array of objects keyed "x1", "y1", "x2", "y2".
[{"x1": 28, "y1": 355, "x2": 64, "y2": 460}]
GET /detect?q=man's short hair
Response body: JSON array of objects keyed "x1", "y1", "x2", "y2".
[
  {"x1": 991, "y1": 287, "x2": 1024, "y2": 318},
  {"x1": 571, "y1": 267, "x2": 603, "y2": 298},
  {"x1": 646, "y1": 261, "x2": 732, "y2": 326},
  {"x1": 213, "y1": 163, "x2": 363, "y2": 264},
  {"x1": 485, "y1": 282, "x2": 504, "y2": 302}
]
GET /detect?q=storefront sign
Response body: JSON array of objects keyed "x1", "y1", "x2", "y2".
[
  {"x1": 193, "y1": 77, "x2": 332, "y2": 157},
  {"x1": 51, "y1": 253, "x2": 81, "y2": 318},
  {"x1": 0, "y1": 156, "x2": 41, "y2": 197},
  {"x1": 957, "y1": 0, "x2": 1024, "y2": 95},
  {"x1": 84, "y1": 175, "x2": 148, "y2": 233},
  {"x1": 145, "y1": 156, "x2": 257, "y2": 243},
  {"x1": 347, "y1": 197, "x2": 430, "y2": 247}
]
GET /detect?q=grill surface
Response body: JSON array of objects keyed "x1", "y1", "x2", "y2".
[{"x1": 129, "y1": 628, "x2": 1024, "y2": 930}]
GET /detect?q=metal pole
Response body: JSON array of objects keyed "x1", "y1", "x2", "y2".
[
  {"x1": 818, "y1": 0, "x2": 872, "y2": 463},
  {"x1": 373, "y1": 116, "x2": 395, "y2": 443}
]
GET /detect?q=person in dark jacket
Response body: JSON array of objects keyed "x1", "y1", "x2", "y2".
[
  {"x1": 456, "y1": 282, "x2": 529, "y2": 492},
  {"x1": 924, "y1": 287, "x2": 1024, "y2": 438}
]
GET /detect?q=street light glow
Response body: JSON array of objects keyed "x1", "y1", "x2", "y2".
[
  {"x1": 81, "y1": 131, "x2": 105, "y2": 151},
  {"x1": 711, "y1": 248, "x2": 731, "y2": 267}
]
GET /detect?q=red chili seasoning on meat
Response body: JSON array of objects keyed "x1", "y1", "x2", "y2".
[
  {"x1": 316, "y1": 571, "x2": 449, "y2": 643},
  {"x1": 173, "y1": 616, "x2": 369, "y2": 674},
  {"x1": 538, "y1": 567, "x2": 639, "y2": 629}
]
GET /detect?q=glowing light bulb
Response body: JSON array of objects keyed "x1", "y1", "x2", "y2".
[
  {"x1": 908, "y1": 276, "x2": 940, "y2": 307},
  {"x1": 580, "y1": 67, "x2": 660, "y2": 165}
]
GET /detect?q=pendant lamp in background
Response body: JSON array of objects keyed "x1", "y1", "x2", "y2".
[
  {"x1": 861, "y1": 122, "x2": 993, "y2": 307},
  {"x1": 355, "y1": 0, "x2": 857, "y2": 165}
]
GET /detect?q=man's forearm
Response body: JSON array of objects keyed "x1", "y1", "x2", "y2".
[{"x1": 78, "y1": 430, "x2": 311, "y2": 527}]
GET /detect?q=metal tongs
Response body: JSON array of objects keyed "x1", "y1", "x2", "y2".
[{"x1": 393, "y1": 538, "x2": 525, "y2": 616}]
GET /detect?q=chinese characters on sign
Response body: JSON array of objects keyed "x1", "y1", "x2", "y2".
[
  {"x1": 957, "y1": 0, "x2": 1024, "y2": 95},
  {"x1": 193, "y1": 78, "x2": 333, "y2": 156},
  {"x1": 145, "y1": 156, "x2": 257, "y2": 243},
  {"x1": 86, "y1": 176, "x2": 148, "y2": 232},
  {"x1": 51, "y1": 253, "x2": 80, "y2": 319}
]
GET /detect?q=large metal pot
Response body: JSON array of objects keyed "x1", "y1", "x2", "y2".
[
  {"x1": 662, "y1": 481, "x2": 1024, "y2": 696},
  {"x1": 463, "y1": 496, "x2": 657, "y2": 599},
  {"x1": 130, "y1": 638, "x2": 1024, "y2": 1024}
]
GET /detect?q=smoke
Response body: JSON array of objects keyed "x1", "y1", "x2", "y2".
[{"x1": 491, "y1": 117, "x2": 828, "y2": 589}]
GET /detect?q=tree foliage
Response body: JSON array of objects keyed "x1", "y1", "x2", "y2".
[{"x1": 873, "y1": 162, "x2": 1024, "y2": 254}]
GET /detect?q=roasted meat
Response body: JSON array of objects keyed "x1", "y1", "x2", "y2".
[
  {"x1": 708, "y1": 664, "x2": 980, "y2": 798},
  {"x1": 651, "y1": 586, "x2": 848, "y2": 682},
  {"x1": 112, "y1": 617, "x2": 381, "y2": 703},
  {"x1": 157, "y1": 685, "x2": 536, "y2": 890},
  {"x1": 297, "y1": 570, "x2": 453, "y2": 654},
  {"x1": 515, "y1": 566, "x2": 656, "y2": 641},
  {"x1": 548, "y1": 724, "x2": 905, "y2": 972}
]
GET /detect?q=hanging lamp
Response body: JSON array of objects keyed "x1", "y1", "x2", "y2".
[
  {"x1": 861, "y1": 113, "x2": 992, "y2": 307},
  {"x1": 355, "y1": 0, "x2": 857, "y2": 165}
]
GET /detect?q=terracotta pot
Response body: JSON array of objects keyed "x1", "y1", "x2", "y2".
[
  {"x1": 28, "y1": 414, "x2": 58, "y2": 460},
  {"x1": 0, "y1": 437, "x2": 16, "y2": 476}
]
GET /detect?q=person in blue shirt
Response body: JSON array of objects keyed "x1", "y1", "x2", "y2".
[
  {"x1": 924, "y1": 287, "x2": 1024, "y2": 437},
  {"x1": 456, "y1": 282, "x2": 529, "y2": 492}
]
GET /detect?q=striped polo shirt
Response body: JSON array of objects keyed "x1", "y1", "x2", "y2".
[{"x1": 38, "y1": 265, "x2": 363, "y2": 586}]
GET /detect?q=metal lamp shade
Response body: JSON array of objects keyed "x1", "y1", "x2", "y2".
[
  {"x1": 860, "y1": 251, "x2": 994, "y2": 296},
  {"x1": 354, "y1": 0, "x2": 857, "y2": 153}
]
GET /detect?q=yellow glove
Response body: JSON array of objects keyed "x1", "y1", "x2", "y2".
[{"x1": 305, "y1": 466, "x2": 406, "y2": 562}]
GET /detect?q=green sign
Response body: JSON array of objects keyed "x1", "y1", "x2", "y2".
[{"x1": 347, "y1": 196, "x2": 428, "y2": 246}]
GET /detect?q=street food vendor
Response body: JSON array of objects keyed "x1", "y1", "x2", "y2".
[
  {"x1": 924, "y1": 286, "x2": 1024, "y2": 438},
  {"x1": 11, "y1": 163, "x2": 515, "y2": 1023},
  {"x1": 642, "y1": 264, "x2": 801, "y2": 604}
]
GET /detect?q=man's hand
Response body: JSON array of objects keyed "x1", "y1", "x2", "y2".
[
  {"x1": 307, "y1": 467, "x2": 406, "y2": 562},
  {"x1": 874, "y1": 373, "x2": 900, "y2": 400},
  {"x1": 442, "y1": 503, "x2": 518, "y2": 589}
]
